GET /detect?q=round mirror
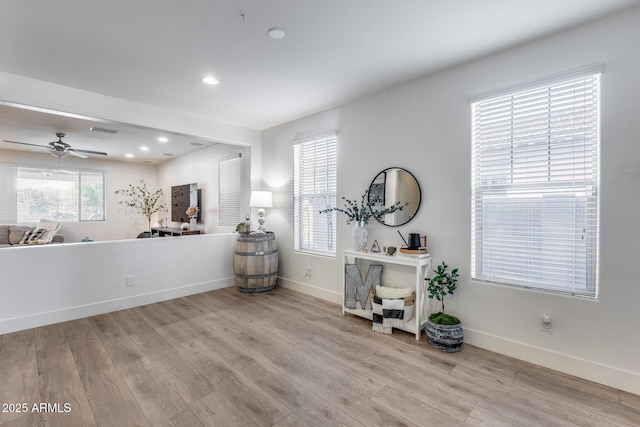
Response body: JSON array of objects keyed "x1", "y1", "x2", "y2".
[{"x1": 368, "y1": 167, "x2": 421, "y2": 227}]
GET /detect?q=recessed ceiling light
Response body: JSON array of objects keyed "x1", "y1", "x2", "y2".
[
  {"x1": 140, "y1": 146, "x2": 149, "y2": 151},
  {"x1": 267, "y1": 27, "x2": 285, "y2": 40},
  {"x1": 158, "y1": 136, "x2": 169, "y2": 143},
  {"x1": 125, "y1": 153, "x2": 133, "y2": 158},
  {"x1": 202, "y1": 75, "x2": 219, "y2": 85}
]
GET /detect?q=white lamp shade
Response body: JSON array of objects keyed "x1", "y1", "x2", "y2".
[{"x1": 249, "y1": 191, "x2": 273, "y2": 208}]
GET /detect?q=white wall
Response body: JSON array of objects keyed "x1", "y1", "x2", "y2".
[
  {"x1": 0, "y1": 148, "x2": 157, "y2": 241},
  {"x1": 0, "y1": 233, "x2": 236, "y2": 334},
  {"x1": 261, "y1": 8, "x2": 640, "y2": 394},
  {"x1": 156, "y1": 143, "x2": 251, "y2": 234}
]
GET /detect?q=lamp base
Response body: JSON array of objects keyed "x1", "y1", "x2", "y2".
[{"x1": 256, "y1": 207, "x2": 267, "y2": 233}]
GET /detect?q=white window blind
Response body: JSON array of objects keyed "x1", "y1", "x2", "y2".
[
  {"x1": 293, "y1": 132, "x2": 337, "y2": 256},
  {"x1": 0, "y1": 164, "x2": 18, "y2": 222},
  {"x1": 219, "y1": 154, "x2": 241, "y2": 227},
  {"x1": 471, "y1": 70, "x2": 599, "y2": 297},
  {"x1": 0, "y1": 164, "x2": 105, "y2": 222}
]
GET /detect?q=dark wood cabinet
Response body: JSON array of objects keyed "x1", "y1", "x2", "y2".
[{"x1": 151, "y1": 227, "x2": 201, "y2": 237}]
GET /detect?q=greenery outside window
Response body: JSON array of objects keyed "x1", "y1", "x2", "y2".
[{"x1": 0, "y1": 164, "x2": 105, "y2": 222}]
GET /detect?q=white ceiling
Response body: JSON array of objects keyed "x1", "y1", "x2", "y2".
[{"x1": 1, "y1": 0, "x2": 639, "y2": 162}]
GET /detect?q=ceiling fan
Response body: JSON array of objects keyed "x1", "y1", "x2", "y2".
[{"x1": 2, "y1": 132, "x2": 108, "y2": 159}]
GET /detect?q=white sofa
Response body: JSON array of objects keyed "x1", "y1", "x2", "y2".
[{"x1": 0, "y1": 222, "x2": 64, "y2": 248}]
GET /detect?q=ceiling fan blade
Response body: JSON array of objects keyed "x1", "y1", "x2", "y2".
[
  {"x1": 70, "y1": 148, "x2": 108, "y2": 156},
  {"x1": 2, "y1": 140, "x2": 50, "y2": 149},
  {"x1": 68, "y1": 150, "x2": 88, "y2": 159}
]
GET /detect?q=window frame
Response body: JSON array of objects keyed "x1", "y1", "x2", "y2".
[
  {"x1": 0, "y1": 162, "x2": 106, "y2": 223},
  {"x1": 470, "y1": 65, "x2": 601, "y2": 298},
  {"x1": 293, "y1": 131, "x2": 338, "y2": 257},
  {"x1": 218, "y1": 154, "x2": 242, "y2": 228}
]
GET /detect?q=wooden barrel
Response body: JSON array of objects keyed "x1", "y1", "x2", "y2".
[{"x1": 234, "y1": 232, "x2": 278, "y2": 294}]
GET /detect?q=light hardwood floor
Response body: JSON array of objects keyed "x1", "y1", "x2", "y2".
[{"x1": 1, "y1": 286, "x2": 638, "y2": 426}]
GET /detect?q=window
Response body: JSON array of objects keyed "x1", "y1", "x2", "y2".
[
  {"x1": 219, "y1": 154, "x2": 241, "y2": 227},
  {"x1": 293, "y1": 131, "x2": 337, "y2": 256},
  {"x1": 0, "y1": 164, "x2": 105, "y2": 222},
  {"x1": 471, "y1": 65, "x2": 600, "y2": 297}
]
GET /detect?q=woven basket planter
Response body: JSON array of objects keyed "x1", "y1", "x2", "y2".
[{"x1": 424, "y1": 319, "x2": 463, "y2": 353}]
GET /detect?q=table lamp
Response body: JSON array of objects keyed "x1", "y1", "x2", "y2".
[{"x1": 249, "y1": 191, "x2": 273, "y2": 233}]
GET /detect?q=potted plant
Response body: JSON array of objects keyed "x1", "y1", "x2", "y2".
[
  {"x1": 425, "y1": 261, "x2": 463, "y2": 352},
  {"x1": 115, "y1": 180, "x2": 166, "y2": 236},
  {"x1": 319, "y1": 189, "x2": 407, "y2": 251}
]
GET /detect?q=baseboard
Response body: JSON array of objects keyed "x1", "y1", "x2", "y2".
[
  {"x1": 464, "y1": 327, "x2": 640, "y2": 396},
  {"x1": 0, "y1": 277, "x2": 235, "y2": 335},
  {"x1": 278, "y1": 277, "x2": 342, "y2": 305}
]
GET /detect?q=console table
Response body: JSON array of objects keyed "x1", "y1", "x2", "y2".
[
  {"x1": 342, "y1": 249, "x2": 431, "y2": 340},
  {"x1": 151, "y1": 227, "x2": 201, "y2": 237}
]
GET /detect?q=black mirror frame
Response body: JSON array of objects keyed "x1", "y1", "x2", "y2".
[{"x1": 368, "y1": 167, "x2": 421, "y2": 227}]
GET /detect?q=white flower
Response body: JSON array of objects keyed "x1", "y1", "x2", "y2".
[{"x1": 186, "y1": 205, "x2": 200, "y2": 218}]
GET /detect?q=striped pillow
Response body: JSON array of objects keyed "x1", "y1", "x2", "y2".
[{"x1": 19, "y1": 228, "x2": 47, "y2": 245}]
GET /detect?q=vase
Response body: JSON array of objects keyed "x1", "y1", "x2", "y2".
[
  {"x1": 352, "y1": 221, "x2": 368, "y2": 251},
  {"x1": 189, "y1": 217, "x2": 197, "y2": 230}
]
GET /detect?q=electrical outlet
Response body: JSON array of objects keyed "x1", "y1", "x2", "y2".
[
  {"x1": 126, "y1": 275, "x2": 135, "y2": 287},
  {"x1": 306, "y1": 267, "x2": 312, "y2": 276},
  {"x1": 541, "y1": 313, "x2": 552, "y2": 332}
]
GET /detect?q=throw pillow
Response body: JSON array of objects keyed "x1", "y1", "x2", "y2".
[
  {"x1": 19, "y1": 228, "x2": 47, "y2": 245},
  {"x1": 8, "y1": 226, "x2": 33, "y2": 245},
  {"x1": 35, "y1": 219, "x2": 62, "y2": 243},
  {"x1": 375, "y1": 285, "x2": 414, "y2": 299}
]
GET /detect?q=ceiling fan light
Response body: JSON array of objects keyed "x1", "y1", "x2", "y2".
[{"x1": 49, "y1": 150, "x2": 70, "y2": 158}]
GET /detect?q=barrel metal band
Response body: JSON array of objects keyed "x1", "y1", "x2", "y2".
[
  {"x1": 235, "y1": 271, "x2": 277, "y2": 278},
  {"x1": 235, "y1": 249, "x2": 278, "y2": 256}
]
